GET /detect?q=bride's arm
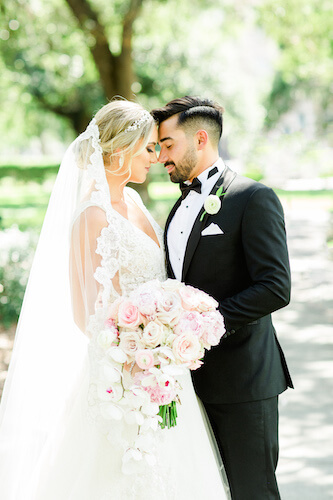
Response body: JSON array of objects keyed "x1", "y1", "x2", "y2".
[
  {"x1": 69, "y1": 204, "x2": 143, "y2": 375},
  {"x1": 69, "y1": 205, "x2": 120, "y2": 334}
]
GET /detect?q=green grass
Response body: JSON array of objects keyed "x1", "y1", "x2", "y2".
[
  {"x1": 0, "y1": 164, "x2": 59, "y2": 183},
  {"x1": 1, "y1": 170, "x2": 332, "y2": 231}
]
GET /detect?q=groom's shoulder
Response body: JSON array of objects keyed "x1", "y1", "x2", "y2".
[
  {"x1": 226, "y1": 170, "x2": 283, "y2": 214},
  {"x1": 227, "y1": 168, "x2": 272, "y2": 197},
  {"x1": 224, "y1": 168, "x2": 282, "y2": 212}
]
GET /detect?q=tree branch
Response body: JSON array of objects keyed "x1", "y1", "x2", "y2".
[
  {"x1": 64, "y1": 0, "x2": 117, "y2": 97},
  {"x1": 121, "y1": 0, "x2": 144, "y2": 53},
  {"x1": 28, "y1": 84, "x2": 90, "y2": 133}
]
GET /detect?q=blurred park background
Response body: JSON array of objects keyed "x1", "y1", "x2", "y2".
[{"x1": 0, "y1": 0, "x2": 332, "y2": 496}]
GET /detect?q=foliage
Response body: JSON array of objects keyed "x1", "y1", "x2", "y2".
[
  {"x1": 0, "y1": 0, "x2": 105, "y2": 134},
  {"x1": 0, "y1": 226, "x2": 37, "y2": 327},
  {"x1": 0, "y1": 164, "x2": 59, "y2": 182},
  {"x1": 0, "y1": 0, "x2": 331, "y2": 185},
  {"x1": 257, "y1": 0, "x2": 333, "y2": 133},
  {"x1": 0, "y1": 0, "x2": 273, "y2": 145}
]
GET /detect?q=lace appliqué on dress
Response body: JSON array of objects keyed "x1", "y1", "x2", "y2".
[
  {"x1": 93, "y1": 187, "x2": 165, "y2": 309},
  {"x1": 85, "y1": 181, "x2": 167, "y2": 498}
]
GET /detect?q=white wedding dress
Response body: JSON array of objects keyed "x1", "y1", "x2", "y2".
[
  {"x1": 30, "y1": 188, "x2": 229, "y2": 500},
  {"x1": 0, "y1": 118, "x2": 229, "y2": 500}
]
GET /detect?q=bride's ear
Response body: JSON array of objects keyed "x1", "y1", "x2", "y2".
[{"x1": 114, "y1": 148, "x2": 125, "y2": 168}]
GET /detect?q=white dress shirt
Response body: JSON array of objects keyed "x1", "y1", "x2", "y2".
[{"x1": 167, "y1": 157, "x2": 225, "y2": 281}]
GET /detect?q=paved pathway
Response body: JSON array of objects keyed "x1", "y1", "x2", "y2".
[{"x1": 275, "y1": 198, "x2": 333, "y2": 499}]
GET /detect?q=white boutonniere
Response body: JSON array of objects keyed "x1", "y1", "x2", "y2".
[{"x1": 200, "y1": 186, "x2": 225, "y2": 221}]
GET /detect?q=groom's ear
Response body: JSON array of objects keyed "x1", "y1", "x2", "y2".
[{"x1": 195, "y1": 129, "x2": 208, "y2": 150}]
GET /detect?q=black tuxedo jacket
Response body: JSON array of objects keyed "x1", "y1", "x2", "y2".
[{"x1": 164, "y1": 166, "x2": 293, "y2": 404}]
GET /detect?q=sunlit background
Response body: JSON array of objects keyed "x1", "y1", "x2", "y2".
[{"x1": 0, "y1": 0, "x2": 332, "y2": 497}]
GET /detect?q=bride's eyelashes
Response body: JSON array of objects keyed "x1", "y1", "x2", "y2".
[{"x1": 147, "y1": 146, "x2": 159, "y2": 158}]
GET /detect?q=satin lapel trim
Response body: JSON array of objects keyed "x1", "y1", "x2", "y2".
[
  {"x1": 164, "y1": 196, "x2": 182, "y2": 279},
  {"x1": 181, "y1": 166, "x2": 236, "y2": 281}
]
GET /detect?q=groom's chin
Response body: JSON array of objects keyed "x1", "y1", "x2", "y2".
[{"x1": 168, "y1": 171, "x2": 179, "y2": 183}]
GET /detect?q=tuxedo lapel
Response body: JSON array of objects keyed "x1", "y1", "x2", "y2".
[
  {"x1": 181, "y1": 166, "x2": 236, "y2": 281},
  {"x1": 164, "y1": 196, "x2": 182, "y2": 279}
]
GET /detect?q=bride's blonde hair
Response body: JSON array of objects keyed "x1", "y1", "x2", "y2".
[
  {"x1": 95, "y1": 98, "x2": 154, "y2": 175},
  {"x1": 76, "y1": 98, "x2": 154, "y2": 176}
]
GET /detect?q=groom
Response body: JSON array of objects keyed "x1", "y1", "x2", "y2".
[{"x1": 152, "y1": 96, "x2": 293, "y2": 499}]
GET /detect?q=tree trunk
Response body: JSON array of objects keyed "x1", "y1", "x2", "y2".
[{"x1": 64, "y1": 0, "x2": 143, "y2": 101}]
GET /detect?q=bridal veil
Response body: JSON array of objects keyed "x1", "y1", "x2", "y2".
[{"x1": 0, "y1": 101, "x2": 155, "y2": 498}]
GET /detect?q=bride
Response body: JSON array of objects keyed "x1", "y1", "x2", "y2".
[{"x1": 0, "y1": 99, "x2": 229, "y2": 499}]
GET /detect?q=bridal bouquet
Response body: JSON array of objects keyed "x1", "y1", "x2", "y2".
[{"x1": 90, "y1": 279, "x2": 225, "y2": 472}]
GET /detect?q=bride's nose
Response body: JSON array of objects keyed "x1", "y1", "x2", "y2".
[{"x1": 150, "y1": 151, "x2": 159, "y2": 164}]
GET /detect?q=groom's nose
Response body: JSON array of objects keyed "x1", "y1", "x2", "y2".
[{"x1": 158, "y1": 147, "x2": 168, "y2": 164}]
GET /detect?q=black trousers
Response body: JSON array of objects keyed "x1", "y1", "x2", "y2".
[{"x1": 204, "y1": 397, "x2": 280, "y2": 500}]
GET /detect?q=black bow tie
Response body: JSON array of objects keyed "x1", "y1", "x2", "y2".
[{"x1": 180, "y1": 178, "x2": 202, "y2": 200}]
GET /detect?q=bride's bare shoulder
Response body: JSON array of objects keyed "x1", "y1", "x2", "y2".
[
  {"x1": 124, "y1": 186, "x2": 143, "y2": 204},
  {"x1": 72, "y1": 204, "x2": 108, "y2": 242}
]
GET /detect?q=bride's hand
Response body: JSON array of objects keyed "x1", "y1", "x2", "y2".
[{"x1": 123, "y1": 361, "x2": 142, "y2": 377}]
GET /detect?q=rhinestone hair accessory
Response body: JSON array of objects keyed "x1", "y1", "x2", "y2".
[{"x1": 124, "y1": 110, "x2": 151, "y2": 133}]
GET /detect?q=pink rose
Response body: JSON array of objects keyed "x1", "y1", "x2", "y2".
[
  {"x1": 117, "y1": 300, "x2": 143, "y2": 329},
  {"x1": 201, "y1": 311, "x2": 225, "y2": 348},
  {"x1": 172, "y1": 332, "x2": 202, "y2": 364},
  {"x1": 135, "y1": 349, "x2": 155, "y2": 370},
  {"x1": 157, "y1": 292, "x2": 183, "y2": 326},
  {"x1": 174, "y1": 311, "x2": 204, "y2": 338},
  {"x1": 133, "y1": 290, "x2": 159, "y2": 319}
]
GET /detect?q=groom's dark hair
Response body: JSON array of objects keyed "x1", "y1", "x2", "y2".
[{"x1": 151, "y1": 96, "x2": 224, "y2": 146}]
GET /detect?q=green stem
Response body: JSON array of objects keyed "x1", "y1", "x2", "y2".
[{"x1": 158, "y1": 401, "x2": 178, "y2": 429}]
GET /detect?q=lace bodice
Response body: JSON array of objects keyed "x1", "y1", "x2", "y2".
[{"x1": 94, "y1": 187, "x2": 166, "y2": 308}]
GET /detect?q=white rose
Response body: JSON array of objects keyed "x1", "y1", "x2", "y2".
[
  {"x1": 142, "y1": 321, "x2": 165, "y2": 348},
  {"x1": 97, "y1": 330, "x2": 118, "y2": 350},
  {"x1": 172, "y1": 332, "x2": 202, "y2": 365},
  {"x1": 162, "y1": 279, "x2": 183, "y2": 293},
  {"x1": 119, "y1": 331, "x2": 142, "y2": 359},
  {"x1": 157, "y1": 292, "x2": 183, "y2": 326},
  {"x1": 204, "y1": 194, "x2": 221, "y2": 215}
]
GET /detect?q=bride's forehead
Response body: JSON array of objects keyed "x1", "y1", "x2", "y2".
[{"x1": 149, "y1": 126, "x2": 158, "y2": 142}]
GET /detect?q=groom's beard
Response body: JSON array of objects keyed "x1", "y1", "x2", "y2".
[{"x1": 167, "y1": 145, "x2": 198, "y2": 183}]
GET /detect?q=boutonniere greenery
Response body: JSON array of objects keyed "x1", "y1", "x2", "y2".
[{"x1": 200, "y1": 186, "x2": 225, "y2": 221}]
